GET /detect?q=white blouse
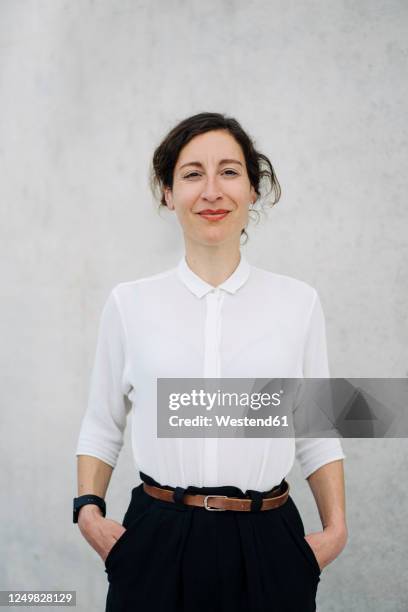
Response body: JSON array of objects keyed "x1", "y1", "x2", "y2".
[{"x1": 75, "y1": 252, "x2": 345, "y2": 492}]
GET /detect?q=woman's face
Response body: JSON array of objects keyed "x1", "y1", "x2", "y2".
[{"x1": 164, "y1": 129, "x2": 257, "y2": 247}]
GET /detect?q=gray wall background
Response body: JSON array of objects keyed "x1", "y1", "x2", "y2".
[{"x1": 1, "y1": 1, "x2": 407, "y2": 610}]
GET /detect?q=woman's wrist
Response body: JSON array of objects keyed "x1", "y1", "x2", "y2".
[
  {"x1": 324, "y1": 520, "x2": 347, "y2": 536},
  {"x1": 77, "y1": 504, "x2": 104, "y2": 528},
  {"x1": 323, "y1": 522, "x2": 348, "y2": 553}
]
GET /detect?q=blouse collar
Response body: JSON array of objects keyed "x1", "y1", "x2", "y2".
[{"x1": 176, "y1": 251, "x2": 251, "y2": 298}]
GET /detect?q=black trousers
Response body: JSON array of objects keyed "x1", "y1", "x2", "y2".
[{"x1": 104, "y1": 472, "x2": 321, "y2": 612}]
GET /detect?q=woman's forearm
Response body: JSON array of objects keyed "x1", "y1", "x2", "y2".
[
  {"x1": 307, "y1": 458, "x2": 347, "y2": 533},
  {"x1": 302, "y1": 458, "x2": 348, "y2": 570},
  {"x1": 76, "y1": 455, "x2": 113, "y2": 524}
]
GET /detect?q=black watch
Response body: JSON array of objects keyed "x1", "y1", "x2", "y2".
[{"x1": 73, "y1": 494, "x2": 106, "y2": 524}]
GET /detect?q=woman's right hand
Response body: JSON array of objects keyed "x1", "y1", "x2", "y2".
[{"x1": 77, "y1": 505, "x2": 127, "y2": 563}]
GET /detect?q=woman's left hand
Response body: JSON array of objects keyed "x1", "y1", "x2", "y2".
[{"x1": 304, "y1": 524, "x2": 348, "y2": 571}]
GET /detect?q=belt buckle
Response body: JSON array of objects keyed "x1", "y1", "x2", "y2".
[{"x1": 203, "y1": 495, "x2": 228, "y2": 511}]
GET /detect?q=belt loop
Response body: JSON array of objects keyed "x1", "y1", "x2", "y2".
[
  {"x1": 139, "y1": 471, "x2": 159, "y2": 487},
  {"x1": 173, "y1": 486, "x2": 187, "y2": 506},
  {"x1": 246, "y1": 489, "x2": 263, "y2": 512},
  {"x1": 279, "y1": 477, "x2": 288, "y2": 494}
]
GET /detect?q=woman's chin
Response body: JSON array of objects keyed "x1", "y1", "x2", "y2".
[{"x1": 195, "y1": 230, "x2": 234, "y2": 246}]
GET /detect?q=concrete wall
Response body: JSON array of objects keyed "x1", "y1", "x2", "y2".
[{"x1": 1, "y1": 1, "x2": 407, "y2": 610}]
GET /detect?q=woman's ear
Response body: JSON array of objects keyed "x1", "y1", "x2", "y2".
[{"x1": 164, "y1": 187, "x2": 174, "y2": 210}]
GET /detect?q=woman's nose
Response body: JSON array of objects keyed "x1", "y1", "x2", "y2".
[{"x1": 201, "y1": 177, "x2": 223, "y2": 201}]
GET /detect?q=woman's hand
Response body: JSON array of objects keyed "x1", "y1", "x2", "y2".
[
  {"x1": 77, "y1": 505, "x2": 127, "y2": 562},
  {"x1": 304, "y1": 524, "x2": 348, "y2": 571}
]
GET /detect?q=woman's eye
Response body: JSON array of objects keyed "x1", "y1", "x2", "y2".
[{"x1": 183, "y1": 170, "x2": 238, "y2": 179}]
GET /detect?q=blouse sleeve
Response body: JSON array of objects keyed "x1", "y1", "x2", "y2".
[
  {"x1": 75, "y1": 289, "x2": 131, "y2": 469},
  {"x1": 294, "y1": 289, "x2": 346, "y2": 479}
]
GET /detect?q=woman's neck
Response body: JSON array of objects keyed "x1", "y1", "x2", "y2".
[{"x1": 183, "y1": 241, "x2": 242, "y2": 288}]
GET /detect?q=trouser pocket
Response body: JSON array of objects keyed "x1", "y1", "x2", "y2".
[
  {"x1": 280, "y1": 498, "x2": 321, "y2": 580},
  {"x1": 104, "y1": 483, "x2": 156, "y2": 577}
]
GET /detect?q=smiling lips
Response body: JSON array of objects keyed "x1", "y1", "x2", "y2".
[{"x1": 198, "y1": 209, "x2": 230, "y2": 221}]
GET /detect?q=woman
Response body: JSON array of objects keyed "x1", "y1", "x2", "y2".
[{"x1": 74, "y1": 112, "x2": 348, "y2": 611}]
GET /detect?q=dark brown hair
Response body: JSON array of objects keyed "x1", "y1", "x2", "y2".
[{"x1": 149, "y1": 112, "x2": 281, "y2": 244}]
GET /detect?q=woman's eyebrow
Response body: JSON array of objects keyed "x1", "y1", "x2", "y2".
[{"x1": 179, "y1": 159, "x2": 243, "y2": 170}]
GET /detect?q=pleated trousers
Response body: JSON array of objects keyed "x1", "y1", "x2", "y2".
[{"x1": 104, "y1": 472, "x2": 321, "y2": 612}]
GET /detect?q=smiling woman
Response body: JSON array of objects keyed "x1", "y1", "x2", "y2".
[
  {"x1": 75, "y1": 111, "x2": 347, "y2": 612},
  {"x1": 149, "y1": 111, "x2": 281, "y2": 246}
]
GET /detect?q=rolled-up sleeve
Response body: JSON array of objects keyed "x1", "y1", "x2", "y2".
[
  {"x1": 75, "y1": 288, "x2": 131, "y2": 469},
  {"x1": 295, "y1": 289, "x2": 346, "y2": 479}
]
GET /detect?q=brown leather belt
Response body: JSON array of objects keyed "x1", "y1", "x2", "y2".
[{"x1": 143, "y1": 480, "x2": 290, "y2": 511}]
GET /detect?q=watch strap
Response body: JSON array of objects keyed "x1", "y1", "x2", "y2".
[{"x1": 73, "y1": 494, "x2": 106, "y2": 523}]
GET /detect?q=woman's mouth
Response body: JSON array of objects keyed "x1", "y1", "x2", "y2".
[{"x1": 198, "y1": 210, "x2": 230, "y2": 221}]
